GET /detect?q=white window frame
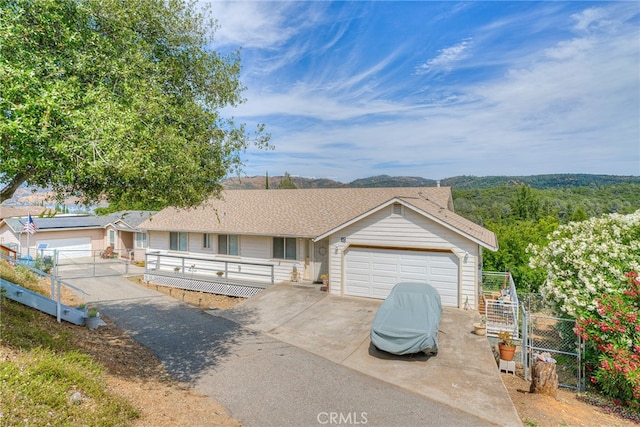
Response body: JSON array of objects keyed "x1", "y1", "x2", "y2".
[
  {"x1": 169, "y1": 232, "x2": 188, "y2": 251},
  {"x1": 218, "y1": 234, "x2": 239, "y2": 256},
  {"x1": 273, "y1": 237, "x2": 297, "y2": 260},
  {"x1": 203, "y1": 233, "x2": 212, "y2": 249},
  {"x1": 135, "y1": 232, "x2": 148, "y2": 249}
]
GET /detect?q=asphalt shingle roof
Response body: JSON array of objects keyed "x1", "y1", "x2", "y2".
[
  {"x1": 3, "y1": 216, "x2": 102, "y2": 232},
  {"x1": 97, "y1": 211, "x2": 157, "y2": 230},
  {"x1": 140, "y1": 187, "x2": 498, "y2": 250}
]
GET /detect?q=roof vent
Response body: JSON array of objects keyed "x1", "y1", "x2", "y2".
[{"x1": 392, "y1": 203, "x2": 403, "y2": 216}]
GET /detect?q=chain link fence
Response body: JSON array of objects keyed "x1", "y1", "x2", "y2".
[{"x1": 520, "y1": 293, "x2": 585, "y2": 390}]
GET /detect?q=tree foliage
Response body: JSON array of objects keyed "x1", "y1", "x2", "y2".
[
  {"x1": 529, "y1": 210, "x2": 640, "y2": 316},
  {"x1": 509, "y1": 185, "x2": 540, "y2": 220},
  {"x1": 277, "y1": 172, "x2": 297, "y2": 189},
  {"x1": 482, "y1": 217, "x2": 558, "y2": 292},
  {"x1": 0, "y1": 0, "x2": 269, "y2": 209}
]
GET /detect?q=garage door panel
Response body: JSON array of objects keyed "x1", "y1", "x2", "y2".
[
  {"x1": 345, "y1": 247, "x2": 459, "y2": 307},
  {"x1": 371, "y1": 281, "x2": 395, "y2": 296},
  {"x1": 36, "y1": 238, "x2": 92, "y2": 258},
  {"x1": 437, "y1": 290, "x2": 458, "y2": 304},
  {"x1": 346, "y1": 286, "x2": 370, "y2": 297},
  {"x1": 372, "y1": 262, "x2": 398, "y2": 273},
  {"x1": 400, "y1": 265, "x2": 428, "y2": 274}
]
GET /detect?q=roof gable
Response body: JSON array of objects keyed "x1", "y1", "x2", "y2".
[{"x1": 98, "y1": 210, "x2": 156, "y2": 230}]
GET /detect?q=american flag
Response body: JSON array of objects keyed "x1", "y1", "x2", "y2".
[{"x1": 23, "y1": 213, "x2": 38, "y2": 235}]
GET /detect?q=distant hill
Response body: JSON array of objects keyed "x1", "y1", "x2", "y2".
[
  {"x1": 5, "y1": 174, "x2": 638, "y2": 208},
  {"x1": 223, "y1": 174, "x2": 640, "y2": 190},
  {"x1": 440, "y1": 174, "x2": 640, "y2": 189},
  {"x1": 349, "y1": 175, "x2": 437, "y2": 187},
  {"x1": 223, "y1": 175, "x2": 346, "y2": 190}
]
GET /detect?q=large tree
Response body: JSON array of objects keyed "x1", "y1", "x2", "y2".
[{"x1": 0, "y1": 0, "x2": 269, "y2": 209}]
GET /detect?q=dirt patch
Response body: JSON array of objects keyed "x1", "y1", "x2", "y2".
[{"x1": 501, "y1": 372, "x2": 638, "y2": 426}]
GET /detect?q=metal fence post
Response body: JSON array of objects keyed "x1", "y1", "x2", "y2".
[
  {"x1": 521, "y1": 303, "x2": 528, "y2": 381},
  {"x1": 53, "y1": 249, "x2": 58, "y2": 278},
  {"x1": 50, "y1": 273, "x2": 55, "y2": 300},
  {"x1": 56, "y1": 278, "x2": 61, "y2": 323}
]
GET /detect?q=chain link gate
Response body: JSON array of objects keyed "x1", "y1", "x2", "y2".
[{"x1": 522, "y1": 308, "x2": 585, "y2": 390}]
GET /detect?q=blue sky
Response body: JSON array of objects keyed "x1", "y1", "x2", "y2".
[{"x1": 207, "y1": 1, "x2": 640, "y2": 183}]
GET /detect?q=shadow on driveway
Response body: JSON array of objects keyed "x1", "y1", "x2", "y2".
[{"x1": 98, "y1": 297, "x2": 257, "y2": 382}]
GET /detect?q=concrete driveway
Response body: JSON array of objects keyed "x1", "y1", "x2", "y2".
[
  {"x1": 213, "y1": 283, "x2": 521, "y2": 426},
  {"x1": 66, "y1": 273, "x2": 521, "y2": 426}
]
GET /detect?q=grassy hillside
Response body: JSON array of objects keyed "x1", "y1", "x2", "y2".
[{"x1": 0, "y1": 263, "x2": 139, "y2": 425}]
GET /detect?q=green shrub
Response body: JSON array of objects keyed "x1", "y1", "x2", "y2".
[{"x1": 575, "y1": 272, "x2": 640, "y2": 411}]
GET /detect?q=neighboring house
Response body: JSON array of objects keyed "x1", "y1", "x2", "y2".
[
  {"x1": 99, "y1": 211, "x2": 156, "y2": 261},
  {"x1": 0, "y1": 211, "x2": 154, "y2": 262},
  {"x1": 139, "y1": 187, "x2": 498, "y2": 309},
  {"x1": 0, "y1": 216, "x2": 107, "y2": 259}
]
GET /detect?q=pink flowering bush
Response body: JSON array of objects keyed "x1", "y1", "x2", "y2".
[{"x1": 574, "y1": 272, "x2": 640, "y2": 410}]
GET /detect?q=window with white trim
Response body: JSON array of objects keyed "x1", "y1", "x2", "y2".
[
  {"x1": 273, "y1": 237, "x2": 297, "y2": 260},
  {"x1": 169, "y1": 232, "x2": 188, "y2": 251},
  {"x1": 135, "y1": 232, "x2": 148, "y2": 248},
  {"x1": 218, "y1": 234, "x2": 239, "y2": 255},
  {"x1": 203, "y1": 233, "x2": 212, "y2": 249}
]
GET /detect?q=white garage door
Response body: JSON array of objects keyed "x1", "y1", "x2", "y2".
[
  {"x1": 36, "y1": 237, "x2": 92, "y2": 258},
  {"x1": 345, "y1": 247, "x2": 459, "y2": 307}
]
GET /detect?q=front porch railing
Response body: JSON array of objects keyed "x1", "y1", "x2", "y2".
[
  {"x1": 144, "y1": 251, "x2": 275, "y2": 285},
  {"x1": 481, "y1": 271, "x2": 520, "y2": 339}
]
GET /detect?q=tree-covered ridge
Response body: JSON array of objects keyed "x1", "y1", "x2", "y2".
[
  {"x1": 453, "y1": 183, "x2": 640, "y2": 224},
  {"x1": 349, "y1": 175, "x2": 437, "y2": 187},
  {"x1": 441, "y1": 174, "x2": 640, "y2": 189},
  {"x1": 224, "y1": 173, "x2": 639, "y2": 191}
]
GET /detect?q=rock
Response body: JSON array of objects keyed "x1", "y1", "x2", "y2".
[
  {"x1": 530, "y1": 358, "x2": 559, "y2": 397},
  {"x1": 70, "y1": 391, "x2": 82, "y2": 404}
]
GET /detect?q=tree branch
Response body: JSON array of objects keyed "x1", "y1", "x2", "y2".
[{"x1": 0, "y1": 172, "x2": 32, "y2": 203}]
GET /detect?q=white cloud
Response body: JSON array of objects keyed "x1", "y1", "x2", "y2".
[
  {"x1": 205, "y1": 1, "x2": 321, "y2": 49},
  {"x1": 571, "y1": 7, "x2": 611, "y2": 32},
  {"x1": 223, "y1": 3, "x2": 639, "y2": 181},
  {"x1": 415, "y1": 39, "x2": 473, "y2": 74}
]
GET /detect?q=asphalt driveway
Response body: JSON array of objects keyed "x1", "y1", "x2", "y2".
[{"x1": 66, "y1": 275, "x2": 521, "y2": 426}]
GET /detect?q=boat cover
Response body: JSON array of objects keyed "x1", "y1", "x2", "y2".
[{"x1": 370, "y1": 282, "x2": 442, "y2": 355}]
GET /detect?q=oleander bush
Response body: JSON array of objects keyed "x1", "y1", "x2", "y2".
[{"x1": 528, "y1": 211, "x2": 640, "y2": 410}]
